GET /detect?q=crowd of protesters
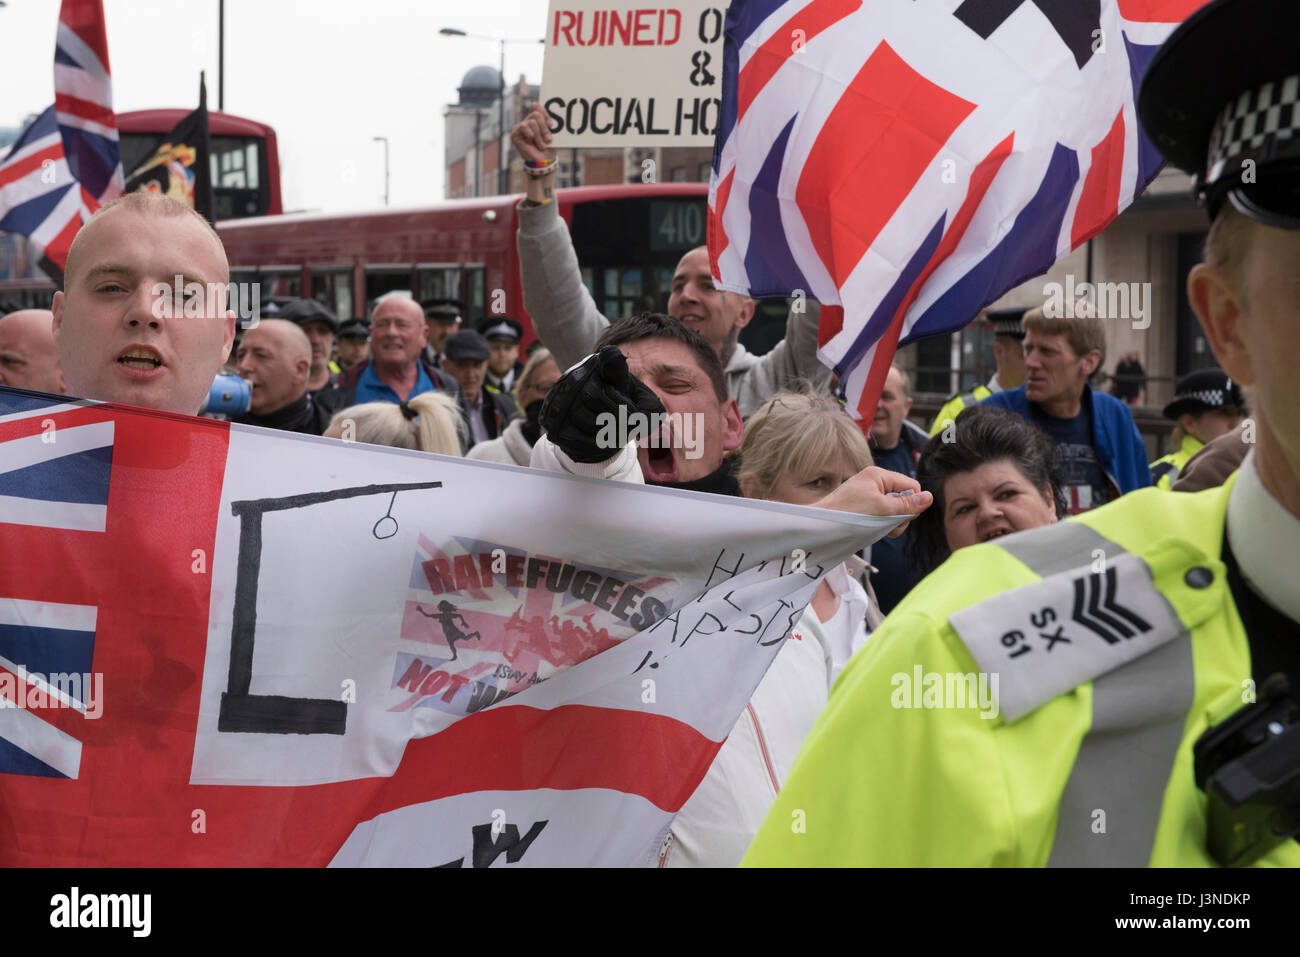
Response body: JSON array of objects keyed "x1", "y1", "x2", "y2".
[
  {"x1": 2, "y1": 0, "x2": 1289, "y2": 868},
  {"x1": 0, "y1": 180, "x2": 1246, "y2": 867}
]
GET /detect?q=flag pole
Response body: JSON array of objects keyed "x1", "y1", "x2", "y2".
[{"x1": 218, "y1": 0, "x2": 225, "y2": 111}]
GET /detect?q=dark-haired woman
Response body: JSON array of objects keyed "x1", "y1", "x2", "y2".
[{"x1": 911, "y1": 405, "x2": 1066, "y2": 576}]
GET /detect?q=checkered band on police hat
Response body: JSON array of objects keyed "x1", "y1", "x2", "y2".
[
  {"x1": 1180, "y1": 387, "x2": 1227, "y2": 408},
  {"x1": 1206, "y1": 73, "x2": 1300, "y2": 184}
]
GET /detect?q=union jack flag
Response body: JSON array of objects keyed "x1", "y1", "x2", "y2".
[
  {"x1": 708, "y1": 0, "x2": 1208, "y2": 420},
  {"x1": 0, "y1": 108, "x2": 100, "y2": 282},
  {"x1": 54, "y1": 0, "x2": 124, "y2": 206},
  {"x1": 0, "y1": 392, "x2": 112, "y2": 781}
]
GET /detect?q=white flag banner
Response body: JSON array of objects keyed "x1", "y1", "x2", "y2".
[
  {"x1": 542, "y1": 0, "x2": 725, "y2": 147},
  {"x1": 0, "y1": 387, "x2": 900, "y2": 867}
]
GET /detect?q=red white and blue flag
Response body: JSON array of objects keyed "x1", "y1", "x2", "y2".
[
  {"x1": 708, "y1": 0, "x2": 1208, "y2": 420},
  {"x1": 0, "y1": 386, "x2": 898, "y2": 866},
  {"x1": 0, "y1": 108, "x2": 100, "y2": 281},
  {"x1": 54, "y1": 0, "x2": 124, "y2": 207}
]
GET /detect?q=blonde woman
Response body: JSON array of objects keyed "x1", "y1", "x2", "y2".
[
  {"x1": 661, "y1": 388, "x2": 885, "y2": 868},
  {"x1": 739, "y1": 389, "x2": 887, "y2": 674},
  {"x1": 323, "y1": 391, "x2": 466, "y2": 456}
]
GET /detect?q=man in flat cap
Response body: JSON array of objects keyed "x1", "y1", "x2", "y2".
[
  {"x1": 478, "y1": 315, "x2": 525, "y2": 394},
  {"x1": 336, "y1": 319, "x2": 371, "y2": 372},
  {"x1": 441, "y1": 329, "x2": 518, "y2": 450},
  {"x1": 280, "y1": 298, "x2": 339, "y2": 396},
  {"x1": 746, "y1": 0, "x2": 1300, "y2": 867},
  {"x1": 1150, "y1": 368, "x2": 1246, "y2": 489}
]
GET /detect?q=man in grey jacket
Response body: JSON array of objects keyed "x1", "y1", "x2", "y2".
[{"x1": 511, "y1": 103, "x2": 830, "y2": 418}]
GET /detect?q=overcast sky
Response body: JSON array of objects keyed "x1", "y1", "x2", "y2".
[{"x1": 1, "y1": 0, "x2": 549, "y2": 212}]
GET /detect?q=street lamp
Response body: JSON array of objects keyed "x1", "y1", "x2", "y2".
[
  {"x1": 440, "y1": 27, "x2": 540, "y2": 195},
  {"x1": 373, "y1": 136, "x2": 389, "y2": 206}
]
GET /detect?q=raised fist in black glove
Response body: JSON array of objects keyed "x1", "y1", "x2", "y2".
[{"x1": 540, "y1": 345, "x2": 666, "y2": 463}]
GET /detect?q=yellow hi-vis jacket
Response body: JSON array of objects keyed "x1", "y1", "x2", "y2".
[
  {"x1": 1151, "y1": 434, "x2": 1205, "y2": 490},
  {"x1": 928, "y1": 384, "x2": 992, "y2": 437},
  {"x1": 743, "y1": 478, "x2": 1300, "y2": 867}
]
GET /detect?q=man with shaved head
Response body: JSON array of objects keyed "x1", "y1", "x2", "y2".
[
  {"x1": 0, "y1": 309, "x2": 64, "y2": 394},
  {"x1": 511, "y1": 103, "x2": 829, "y2": 418},
  {"x1": 321, "y1": 294, "x2": 460, "y2": 414},
  {"x1": 233, "y1": 319, "x2": 331, "y2": 434},
  {"x1": 51, "y1": 191, "x2": 236, "y2": 415}
]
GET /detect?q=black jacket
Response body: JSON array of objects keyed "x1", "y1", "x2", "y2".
[
  {"x1": 462, "y1": 385, "x2": 519, "y2": 446},
  {"x1": 234, "y1": 393, "x2": 333, "y2": 436}
]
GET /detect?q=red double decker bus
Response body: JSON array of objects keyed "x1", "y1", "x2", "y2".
[
  {"x1": 0, "y1": 108, "x2": 281, "y2": 310},
  {"x1": 118, "y1": 109, "x2": 283, "y2": 222},
  {"x1": 4, "y1": 117, "x2": 788, "y2": 351},
  {"x1": 217, "y1": 182, "x2": 713, "y2": 345}
]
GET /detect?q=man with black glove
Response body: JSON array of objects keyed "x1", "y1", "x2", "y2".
[{"x1": 531, "y1": 313, "x2": 744, "y2": 493}]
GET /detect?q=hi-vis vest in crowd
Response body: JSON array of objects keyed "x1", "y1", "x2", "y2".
[
  {"x1": 1151, "y1": 434, "x2": 1204, "y2": 490},
  {"x1": 743, "y1": 478, "x2": 1300, "y2": 867},
  {"x1": 928, "y1": 384, "x2": 992, "y2": 437}
]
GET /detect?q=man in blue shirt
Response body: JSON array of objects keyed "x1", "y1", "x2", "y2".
[
  {"x1": 982, "y1": 307, "x2": 1149, "y2": 513},
  {"x1": 322, "y1": 297, "x2": 459, "y2": 416}
]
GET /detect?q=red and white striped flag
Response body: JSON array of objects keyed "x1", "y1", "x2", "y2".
[
  {"x1": 54, "y1": 0, "x2": 124, "y2": 206},
  {"x1": 0, "y1": 386, "x2": 898, "y2": 866}
]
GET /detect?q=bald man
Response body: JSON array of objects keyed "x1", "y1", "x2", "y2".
[
  {"x1": 321, "y1": 295, "x2": 460, "y2": 414},
  {"x1": 51, "y1": 191, "x2": 236, "y2": 415},
  {"x1": 0, "y1": 309, "x2": 65, "y2": 394},
  {"x1": 233, "y1": 319, "x2": 331, "y2": 434},
  {"x1": 511, "y1": 102, "x2": 829, "y2": 417}
]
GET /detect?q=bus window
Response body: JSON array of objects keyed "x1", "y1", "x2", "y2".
[
  {"x1": 597, "y1": 265, "x2": 663, "y2": 320},
  {"x1": 119, "y1": 130, "x2": 269, "y2": 221},
  {"x1": 213, "y1": 138, "x2": 260, "y2": 190},
  {"x1": 416, "y1": 265, "x2": 461, "y2": 304},
  {"x1": 259, "y1": 269, "x2": 301, "y2": 301},
  {"x1": 311, "y1": 268, "x2": 354, "y2": 320},
  {"x1": 365, "y1": 265, "x2": 414, "y2": 315},
  {"x1": 211, "y1": 136, "x2": 266, "y2": 220},
  {"x1": 463, "y1": 266, "x2": 486, "y2": 323},
  {"x1": 569, "y1": 195, "x2": 705, "y2": 317},
  {"x1": 0, "y1": 280, "x2": 55, "y2": 312}
]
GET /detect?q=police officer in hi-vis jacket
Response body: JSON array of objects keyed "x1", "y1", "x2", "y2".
[{"x1": 745, "y1": 0, "x2": 1300, "y2": 867}]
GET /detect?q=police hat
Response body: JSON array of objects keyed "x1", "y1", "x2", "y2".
[
  {"x1": 1138, "y1": 0, "x2": 1300, "y2": 228},
  {"x1": 985, "y1": 307, "x2": 1026, "y2": 340},
  {"x1": 338, "y1": 319, "x2": 369, "y2": 340},
  {"x1": 478, "y1": 316, "x2": 522, "y2": 343},
  {"x1": 443, "y1": 329, "x2": 490, "y2": 363},
  {"x1": 422, "y1": 297, "x2": 465, "y2": 323},
  {"x1": 1162, "y1": 368, "x2": 1245, "y2": 420},
  {"x1": 279, "y1": 298, "x2": 340, "y2": 332}
]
